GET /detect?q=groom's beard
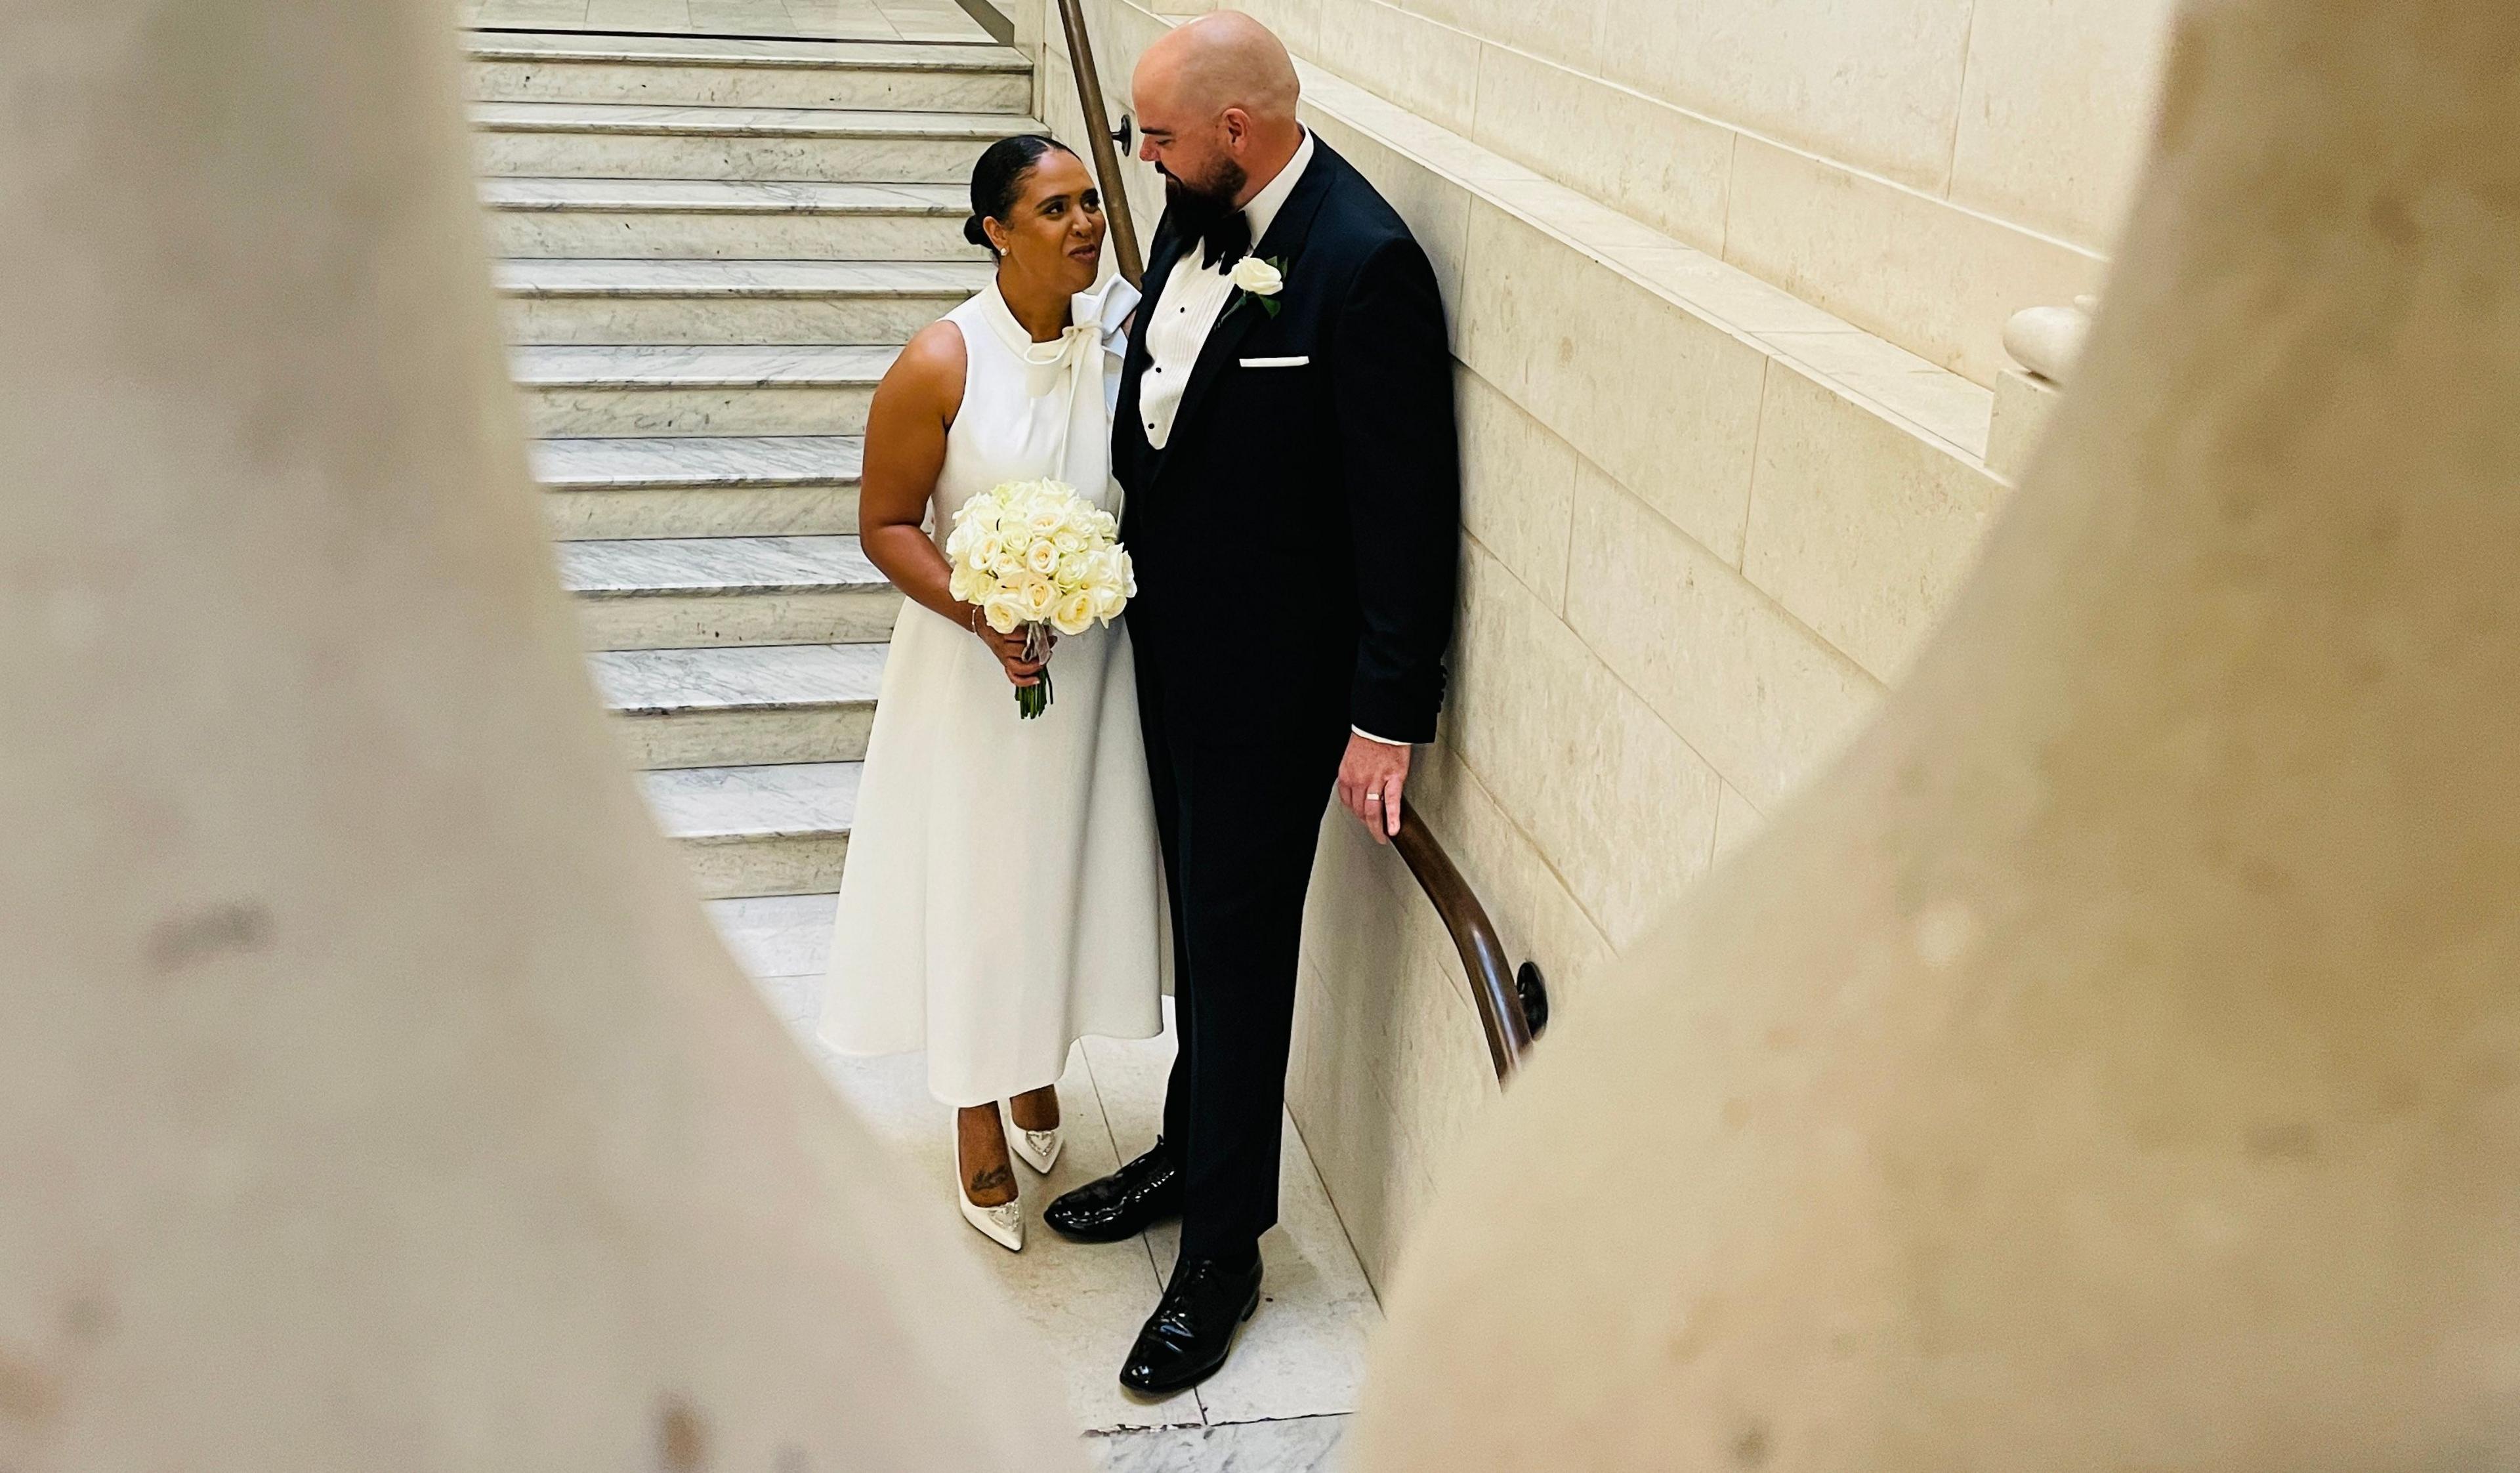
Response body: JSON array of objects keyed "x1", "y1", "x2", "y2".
[{"x1": 1160, "y1": 159, "x2": 1248, "y2": 235}]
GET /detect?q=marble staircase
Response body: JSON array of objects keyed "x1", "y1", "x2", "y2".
[{"x1": 472, "y1": 26, "x2": 1035, "y2": 899}]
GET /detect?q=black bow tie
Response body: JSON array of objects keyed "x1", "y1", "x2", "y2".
[{"x1": 1196, "y1": 209, "x2": 1253, "y2": 271}]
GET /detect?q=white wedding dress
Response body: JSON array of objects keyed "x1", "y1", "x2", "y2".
[{"x1": 819, "y1": 276, "x2": 1165, "y2": 1106}]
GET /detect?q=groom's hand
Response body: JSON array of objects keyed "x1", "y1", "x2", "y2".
[{"x1": 1336, "y1": 735, "x2": 1411, "y2": 844}]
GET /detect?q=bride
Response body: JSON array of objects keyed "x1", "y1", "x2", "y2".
[{"x1": 820, "y1": 136, "x2": 1166, "y2": 1251}]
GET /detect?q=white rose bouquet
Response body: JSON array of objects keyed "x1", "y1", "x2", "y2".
[{"x1": 944, "y1": 478, "x2": 1137, "y2": 720}]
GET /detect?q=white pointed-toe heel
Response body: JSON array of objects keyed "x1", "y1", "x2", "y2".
[
  {"x1": 956, "y1": 1130, "x2": 1024, "y2": 1253},
  {"x1": 1011, "y1": 1124, "x2": 1062, "y2": 1175},
  {"x1": 959, "y1": 1185, "x2": 1024, "y2": 1253}
]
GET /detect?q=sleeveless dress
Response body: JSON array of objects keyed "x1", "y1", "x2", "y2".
[{"x1": 819, "y1": 276, "x2": 1166, "y2": 1106}]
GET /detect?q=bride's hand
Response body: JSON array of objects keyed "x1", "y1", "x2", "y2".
[{"x1": 968, "y1": 610, "x2": 1053, "y2": 688}]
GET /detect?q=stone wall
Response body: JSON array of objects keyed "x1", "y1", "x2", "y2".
[
  {"x1": 1116, "y1": 0, "x2": 2172, "y2": 388},
  {"x1": 1032, "y1": 0, "x2": 2042, "y2": 1287}
]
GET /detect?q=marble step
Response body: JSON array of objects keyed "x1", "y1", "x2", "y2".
[
  {"x1": 497, "y1": 257, "x2": 986, "y2": 345},
  {"x1": 642, "y1": 761, "x2": 860, "y2": 900},
  {"x1": 481, "y1": 177, "x2": 973, "y2": 261},
  {"x1": 511, "y1": 342, "x2": 894, "y2": 436},
  {"x1": 706, "y1": 891, "x2": 837, "y2": 982},
  {"x1": 558, "y1": 534, "x2": 898, "y2": 650},
  {"x1": 595, "y1": 642, "x2": 886, "y2": 770},
  {"x1": 471, "y1": 100, "x2": 1036, "y2": 184},
  {"x1": 534, "y1": 434, "x2": 863, "y2": 539},
  {"x1": 466, "y1": 33, "x2": 1030, "y2": 114}
]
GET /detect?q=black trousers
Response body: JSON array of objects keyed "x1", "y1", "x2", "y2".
[{"x1": 1134, "y1": 633, "x2": 1352, "y2": 1260}]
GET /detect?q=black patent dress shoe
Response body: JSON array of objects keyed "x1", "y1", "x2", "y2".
[
  {"x1": 1119, "y1": 1253, "x2": 1265, "y2": 1396},
  {"x1": 1043, "y1": 1140, "x2": 1181, "y2": 1242}
]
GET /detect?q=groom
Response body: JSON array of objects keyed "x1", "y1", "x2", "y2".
[{"x1": 1044, "y1": 10, "x2": 1460, "y2": 1394}]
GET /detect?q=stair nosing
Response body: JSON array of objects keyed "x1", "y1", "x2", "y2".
[
  {"x1": 495, "y1": 259, "x2": 989, "y2": 301},
  {"x1": 593, "y1": 643, "x2": 887, "y2": 716},
  {"x1": 641, "y1": 760, "x2": 862, "y2": 842},
  {"x1": 509, "y1": 343, "x2": 896, "y2": 388},
  {"x1": 532, "y1": 434, "x2": 865, "y2": 490},
  {"x1": 465, "y1": 35, "x2": 1028, "y2": 73},
  {"x1": 478, "y1": 178, "x2": 968, "y2": 217},
  {"x1": 470, "y1": 100, "x2": 1042, "y2": 141},
  {"x1": 558, "y1": 534, "x2": 885, "y2": 598}
]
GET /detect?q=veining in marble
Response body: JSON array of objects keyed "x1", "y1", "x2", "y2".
[
  {"x1": 543, "y1": 484, "x2": 862, "y2": 541},
  {"x1": 1084, "y1": 1028, "x2": 1382, "y2": 1426},
  {"x1": 589, "y1": 641, "x2": 887, "y2": 713},
  {"x1": 531, "y1": 434, "x2": 864, "y2": 489},
  {"x1": 707, "y1": 891, "x2": 839, "y2": 978},
  {"x1": 1088, "y1": 1416, "x2": 1350, "y2": 1472},
  {"x1": 522, "y1": 384, "x2": 879, "y2": 438},
  {"x1": 641, "y1": 760, "x2": 861, "y2": 839},
  {"x1": 814, "y1": 1042, "x2": 1200, "y2": 1434},
  {"x1": 490, "y1": 210, "x2": 973, "y2": 263},
  {"x1": 471, "y1": 100, "x2": 1028, "y2": 138},
  {"x1": 681, "y1": 831, "x2": 851, "y2": 900},
  {"x1": 504, "y1": 295, "x2": 962, "y2": 349},
  {"x1": 479, "y1": 176, "x2": 967, "y2": 214},
  {"x1": 616, "y1": 703, "x2": 874, "y2": 771},
  {"x1": 476, "y1": 132, "x2": 999, "y2": 186},
  {"x1": 511, "y1": 342, "x2": 897, "y2": 388},
  {"x1": 559, "y1": 535, "x2": 882, "y2": 594},
  {"x1": 573, "y1": 589, "x2": 900, "y2": 652},
  {"x1": 466, "y1": 31, "x2": 1027, "y2": 70},
  {"x1": 470, "y1": 58, "x2": 1029, "y2": 114},
  {"x1": 497, "y1": 257, "x2": 989, "y2": 296},
  {"x1": 513, "y1": 344, "x2": 890, "y2": 437},
  {"x1": 465, "y1": 0, "x2": 979, "y2": 35}
]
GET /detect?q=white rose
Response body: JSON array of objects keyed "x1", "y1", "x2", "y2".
[
  {"x1": 1091, "y1": 583, "x2": 1125, "y2": 619},
  {"x1": 981, "y1": 591, "x2": 1026, "y2": 634},
  {"x1": 990, "y1": 549, "x2": 1024, "y2": 579},
  {"x1": 1027, "y1": 507, "x2": 1064, "y2": 537},
  {"x1": 1230, "y1": 255, "x2": 1284, "y2": 297},
  {"x1": 948, "y1": 566, "x2": 985, "y2": 604},
  {"x1": 969, "y1": 533, "x2": 1004, "y2": 571},
  {"x1": 1053, "y1": 529, "x2": 1083, "y2": 554},
  {"x1": 1019, "y1": 573, "x2": 1059, "y2": 621},
  {"x1": 1024, "y1": 540, "x2": 1059, "y2": 575},
  {"x1": 1051, "y1": 591, "x2": 1098, "y2": 636}
]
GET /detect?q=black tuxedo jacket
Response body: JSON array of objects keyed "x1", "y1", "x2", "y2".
[{"x1": 1116, "y1": 140, "x2": 1460, "y2": 744}]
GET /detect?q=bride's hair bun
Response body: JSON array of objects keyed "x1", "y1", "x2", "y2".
[{"x1": 964, "y1": 133, "x2": 1080, "y2": 255}]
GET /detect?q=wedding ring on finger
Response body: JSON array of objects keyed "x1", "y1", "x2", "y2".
[{"x1": 1366, "y1": 791, "x2": 1384, "y2": 804}]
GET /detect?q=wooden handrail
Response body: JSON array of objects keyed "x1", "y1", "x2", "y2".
[
  {"x1": 1046, "y1": 0, "x2": 1545, "y2": 1083},
  {"x1": 1393, "y1": 809, "x2": 1547, "y2": 1081},
  {"x1": 1051, "y1": 0, "x2": 1146, "y2": 287}
]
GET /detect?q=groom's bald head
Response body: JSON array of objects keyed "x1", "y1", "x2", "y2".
[
  {"x1": 1137, "y1": 11, "x2": 1299, "y2": 124},
  {"x1": 1133, "y1": 12, "x2": 1303, "y2": 209}
]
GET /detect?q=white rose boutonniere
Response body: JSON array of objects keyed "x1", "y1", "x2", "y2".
[{"x1": 1229, "y1": 255, "x2": 1288, "y2": 319}]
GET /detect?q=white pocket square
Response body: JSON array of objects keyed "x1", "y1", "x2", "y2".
[{"x1": 1239, "y1": 355, "x2": 1310, "y2": 368}]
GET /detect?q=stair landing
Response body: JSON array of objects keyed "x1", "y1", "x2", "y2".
[{"x1": 712, "y1": 894, "x2": 1377, "y2": 1461}]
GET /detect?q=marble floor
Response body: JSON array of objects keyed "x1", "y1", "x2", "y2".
[
  {"x1": 459, "y1": 0, "x2": 993, "y2": 43},
  {"x1": 715, "y1": 892, "x2": 1371, "y2": 1471}
]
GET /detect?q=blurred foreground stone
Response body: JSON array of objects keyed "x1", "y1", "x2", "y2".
[
  {"x1": 1356, "y1": 0, "x2": 2520, "y2": 1467},
  {"x1": 0, "y1": 4, "x2": 1079, "y2": 1468}
]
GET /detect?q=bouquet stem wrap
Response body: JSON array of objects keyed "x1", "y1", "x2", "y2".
[
  {"x1": 943, "y1": 478, "x2": 1136, "y2": 723},
  {"x1": 1017, "y1": 623, "x2": 1054, "y2": 720}
]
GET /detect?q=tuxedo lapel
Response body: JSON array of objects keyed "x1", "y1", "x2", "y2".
[{"x1": 1153, "y1": 147, "x2": 1343, "y2": 490}]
